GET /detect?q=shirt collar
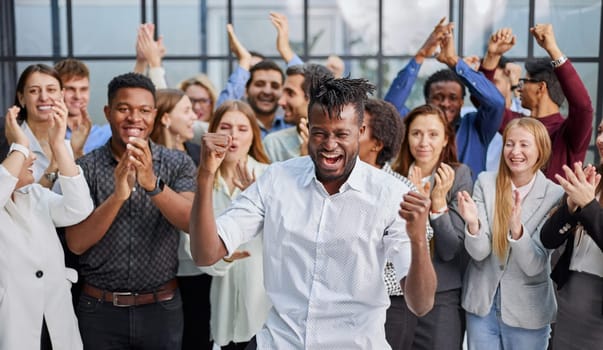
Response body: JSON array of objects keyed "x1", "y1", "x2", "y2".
[{"x1": 302, "y1": 156, "x2": 367, "y2": 193}]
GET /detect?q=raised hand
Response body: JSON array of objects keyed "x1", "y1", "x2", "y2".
[
  {"x1": 4, "y1": 106, "x2": 28, "y2": 147},
  {"x1": 408, "y1": 165, "x2": 430, "y2": 196},
  {"x1": 457, "y1": 191, "x2": 479, "y2": 234},
  {"x1": 226, "y1": 24, "x2": 252, "y2": 70},
  {"x1": 70, "y1": 105, "x2": 92, "y2": 158},
  {"x1": 47, "y1": 95, "x2": 69, "y2": 146},
  {"x1": 270, "y1": 11, "x2": 295, "y2": 62},
  {"x1": 399, "y1": 191, "x2": 431, "y2": 243},
  {"x1": 530, "y1": 23, "x2": 561, "y2": 58},
  {"x1": 114, "y1": 150, "x2": 136, "y2": 201},
  {"x1": 488, "y1": 28, "x2": 516, "y2": 56},
  {"x1": 298, "y1": 117, "x2": 309, "y2": 156},
  {"x1": 555, "y1": 162, "x2": 601, "y2": 212},
  {"x1": 125, "y1": 137, "x2": 156, "y2": 191},
  {"x1": 200, "y1": 133, "x2": 231, "y2": 176},
  {"x1": 416, "y1": 17, "x2": 452, "y2": 63},
  {"x1": 430, "y1": 163, "x2": 455, "y2": 211},
  {"x1": 509, "y1": 190, "x2": 523, "y2": 240},
  {"x1": 436, "y1": 22, "x2": 458, "y2": 68},
  {"x1": 232, "y1": 159, "x2": 256, "y2": 191}
]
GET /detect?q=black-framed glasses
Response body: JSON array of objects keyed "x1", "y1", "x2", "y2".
[{"x1": 518, "y1": 78, "x2": 543, "y2": 89}]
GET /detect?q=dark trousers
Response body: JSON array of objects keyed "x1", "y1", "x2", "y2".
[
  {"x1": 385, "y1": 295, "x2": 418, "y2": 350},
  {"x1": 77, "y1": 289, "x2": 183, "y2": 350},
  {"x1": 178, "y1": 274, "x2": 213, "y2": 350},
  {"x1": 41, "y1": 318, "x2": 52, "y2": 350},
  {"x1": 243, "y1": 337, "x2": 257, "y2": 350},
  {"x1": 413, "y1": 288, "x2": 464, "y2": 350}
]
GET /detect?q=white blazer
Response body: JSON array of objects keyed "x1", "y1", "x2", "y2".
[{"x1": 0, "y1": 165, "x2": 93, "y2": 350}]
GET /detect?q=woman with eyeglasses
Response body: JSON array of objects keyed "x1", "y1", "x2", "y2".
[{"x1": 458, "y1": 117, "x2": 563, "y2": 349}]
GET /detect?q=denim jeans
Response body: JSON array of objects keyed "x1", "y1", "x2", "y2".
[
  {"x1": 466, "y1": 288, "x2": 550, "y2": 350},
  {"x1": 77, "y1": 289, "x2": 183, "y2": 350}
]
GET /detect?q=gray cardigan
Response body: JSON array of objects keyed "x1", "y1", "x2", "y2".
[{"x1": 462, "y1": 171, "x2": 563, "y2": 329}]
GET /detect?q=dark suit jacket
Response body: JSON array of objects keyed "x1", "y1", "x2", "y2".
[{"x1": 540, "y1": 198, "x2": 603, "y2": 313}]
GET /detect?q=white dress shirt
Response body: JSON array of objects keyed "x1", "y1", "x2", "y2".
[
  {"x1": 0, "y1": 165, "x2": 93, "y2": 350},
  {"x1": 216, "y1": 156, "x2": 412, "y2": 349}
]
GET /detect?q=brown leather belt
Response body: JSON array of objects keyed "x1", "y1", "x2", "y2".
[{"x1": 82, "y1": 279, "x2": 178, "y2": 307}]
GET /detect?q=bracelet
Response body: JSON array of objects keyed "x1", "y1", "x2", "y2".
[
  {"x1": 550, "y1": 55, "x2": 568, "y2": 68},
  {"x1": 9, "y1": 143, "x2": 29, "y2": 159},
  {"x1": 430, "y1": 206, "x2": 449, "y2": 215}
]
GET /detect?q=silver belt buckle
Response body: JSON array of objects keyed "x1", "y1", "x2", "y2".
[{"x1": 112, "y1": 291, "x2": 134, "y2": 307}]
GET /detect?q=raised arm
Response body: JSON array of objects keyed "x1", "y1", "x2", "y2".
[
  {"x1": 190, "y1": 133, "x2": 231, "y2": 265},
  {"x1": 532, "y1": 24, "x2": 593, "y2": 153},
  {"x1": 216, "y1": 24, "x2": 252, "y2": 107},
  {"x1": 438, "y1": 28, "x2": 504, "y2": 144},
  {"x1": 384, "y1": 17, "x2": 451, "y2": 116},
  {"x1": 270, "y1": 12, "x2": 302, "y2": 65},
  {"x1": 399, "y1": 191, "x2": 437, "y2": 317},
  {"x1": 1, "y1": 106, "x2": 29, "y2": 205},
  {"x1": 135, "y1": 23, "x2": 168, "y2": 89}
]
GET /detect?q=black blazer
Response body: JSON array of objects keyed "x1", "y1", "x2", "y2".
[{"x1": 540, "y1": 198, "x2": 603, "y2": 313}]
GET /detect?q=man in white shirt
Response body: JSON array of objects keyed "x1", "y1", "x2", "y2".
[{"x1": 190, "y1": 76, "x2": 436, "y2": 349}]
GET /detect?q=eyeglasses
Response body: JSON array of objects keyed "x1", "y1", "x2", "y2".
[
  {"x1": 517, "y1": 78, "x2": 543, "y2": 89},
  {"x1": 190, "y1": 97, "x2": 212, "y2": 105},
  {"x1": 113, "y1": 105, "x2": 156, "y2": 117}
]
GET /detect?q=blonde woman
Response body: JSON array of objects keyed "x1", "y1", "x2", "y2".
[{"x1": 458, "y1": 117, "x2": 563, "y2": 349}]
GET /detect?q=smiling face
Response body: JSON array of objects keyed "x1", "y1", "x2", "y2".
[
  {"x1": 184, "y1": 84, "x2": 212, "y2": 121},
  {"x1": 104, "y1": 87, "x2": 156, "y2": 151},
  {"x1": 278, "y1": 74, "x2": 308, "y2": 124},
  {"x1": 407, "y1": 113, "x2": 448, "y2": 174},
  {"x1": 308, "y1": 103, "x2": 362, "y2": 193},
  {"x1": 503, "y1": 125, "x2": 539, "y2": 180},
  {"x1": 164, "y1": 96, "x2": 196, "y2": 141},
  {"x1": 18, "y1": 72, "x2": 63, "y2": 123},
  {"x1": 62, "y1": 76, "x2": 90, "y2": 117},
  {"x1": 214, "y1": 110, "x2": 254, "y2": 164},
  {"x1": 246, "y1": 69, "x2": 283, "y2": 116},
  {"x1": 427, "y1": 81, "x2": 464, "y2": 123}
]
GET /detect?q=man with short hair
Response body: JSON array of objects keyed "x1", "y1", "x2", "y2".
[
  {"x1": 482, "y1": 24, "x2": 593, "y2": 183},
  {"x1": 65, "y1": 72, "x2": 196, "y2": 349},
  {"x1": 54, "y1": 58, "x2": 111, "y2": 157},
  {"x1": 263, "y1": 63, "x2": 333, "y2": 162},
  {"x1": 384, "y1": 18, "x2": 504, "y2": 180},
  {"x1": 190, "y1": 76, "x2": 437, "y2": 349}
]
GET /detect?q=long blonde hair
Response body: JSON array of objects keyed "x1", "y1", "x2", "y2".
[{"x1": 492, "y1": 118, "x2": 551, "y2": 260}]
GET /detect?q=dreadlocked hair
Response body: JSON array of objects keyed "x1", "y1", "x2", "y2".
[{"x1": 308, "y1": 75, "x2": 375, "y2": 125}]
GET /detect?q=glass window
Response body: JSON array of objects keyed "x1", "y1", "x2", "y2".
[
  {"x1": 16, "y1": 1, "x2": 67, "y2": 56},
  {"x1": 72, "y1": 1, "x2": 140, "y2": 56},
  {"x1": 157, "y1": 0, "x2": 204, "y2": 56},
  {"x1": 309, "y1": 0, "x2": 377, "y2": 56},
  {"x1": 534, "y1": 0, "x2": 601, "y2": 57},
  {"x1": 462, "y1": 0, "x2": 530, "y2": 57},
  {"x1": 383, "y1": 0, "x2": 449, "y2": 56}
]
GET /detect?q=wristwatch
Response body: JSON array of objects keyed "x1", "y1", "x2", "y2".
[
  {"x1": 44, "y1": 172, "x2": 58, "y2": 183},
  {"x1": 550, "y1": 55, "x2": 568, "y2": 68},
  {"x1": 145, "y1": 176, "x2": 165, "y2": 197}
]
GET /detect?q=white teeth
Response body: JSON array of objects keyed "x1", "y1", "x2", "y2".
[
  {"x1": 38, "y1": 105, "x2": 52, "y2": 110},
  {"x1": 125, "y1": 128, "x2": 142, "y2": 137}
]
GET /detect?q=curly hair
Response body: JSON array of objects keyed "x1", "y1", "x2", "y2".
[
  {"x1": 363, "y1": 99, "x2": 404, "y2": 166},
  {"x1": 107, "y1": 72, "x2": 156, "y2": 105}
]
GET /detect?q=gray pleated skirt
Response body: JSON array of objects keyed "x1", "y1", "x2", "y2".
[{"x1": 552, "y1": 271, "x2": 603, "y2": 350}]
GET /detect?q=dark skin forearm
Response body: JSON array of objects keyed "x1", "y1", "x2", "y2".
[
  {"x1": 402, "y1": 239, "x2": 437, "y2": 316},
  {"x1": 189, "y1": 170, "x2": 228, "y2": 266}
]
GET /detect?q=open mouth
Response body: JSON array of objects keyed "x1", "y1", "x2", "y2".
[
  {"x1": 123, "y1": 127, "x2": 143, "y2": 138},
  {"x1": 37, "y1": 105, "x2": 53, "y2": 111},
  {"x1": 320, "y1": 153, "x2": 343, "y2": 169}
]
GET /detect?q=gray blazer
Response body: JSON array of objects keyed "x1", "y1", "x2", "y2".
[
  {"x1": 429, "y1": 163, "x2": 473, "y2": 292},
  {"x1": 462, "y1": 171, "x2": 563, "y2": 329}
]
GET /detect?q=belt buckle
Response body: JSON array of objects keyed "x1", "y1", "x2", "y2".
[{"x1": 112, "y1": 291, "x2": 134, "y2": 307}]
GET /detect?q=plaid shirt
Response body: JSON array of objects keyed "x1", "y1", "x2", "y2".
[{"x1": 76, "y1": 141, "x2": 196, "y2": 291}]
